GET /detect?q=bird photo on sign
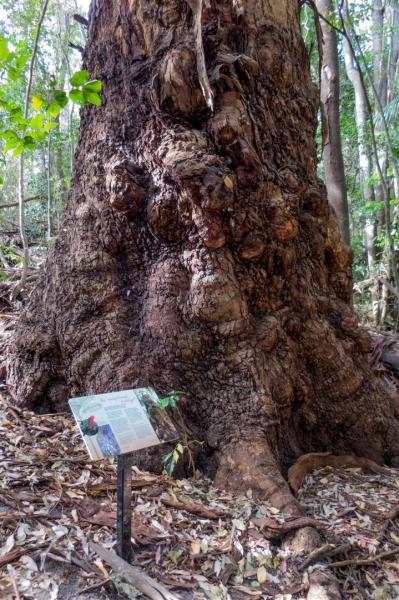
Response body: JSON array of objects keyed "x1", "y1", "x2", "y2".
[{"x1": 79, "y1": 415, "x2": 122, "y2": 457}]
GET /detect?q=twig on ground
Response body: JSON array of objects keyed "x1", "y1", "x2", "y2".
[
  {"x1": 324, "y1": 547, "x2": 399, "y2": 569},
  {"x1": 156, "y1": 495, "x2": 224, "y2": 520},
  {"x1": 0, "y1": 542, "x2": 49, "y2": 568},
  {"x1": 300, "y1": 543, "x2": 352, "y2": 570},
  {"x1": 81, "y1": 578, "x2": 112, "y2": 594},
  {"x1": 90, "y1": 541, "x2": 181, "y2": 600}
]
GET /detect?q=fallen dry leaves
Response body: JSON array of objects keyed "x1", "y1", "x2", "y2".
[{"x1": 0, "y1": 393, "x2": 399, "y2": 599}]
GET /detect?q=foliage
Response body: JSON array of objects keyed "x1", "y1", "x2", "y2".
[
  {"x1": 157, "y1": 390, "x2": 183, "y2": 410},
  {"x1": 158, "y1": 390, "x2": 185, "y2": 475},
  {"x1": 0, "y1": 35, "x2": 102, "y2": 158},
  {"x1": 161, "y1": 442, "x2": 185, "y2": 476},
  {"x1": 0, "y1": 0, "x2": 99, "y2": 244}
]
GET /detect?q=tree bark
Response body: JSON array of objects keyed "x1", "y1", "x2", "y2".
[
  {"x1": 6, "y1": 0, "x2": 399, "y2": 513},
  {"x1": 317, "y1": 0, "x2": 350, "y2": 247}
]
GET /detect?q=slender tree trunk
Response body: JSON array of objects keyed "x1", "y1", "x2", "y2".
[
  {"x1": 47, "y1": 135, "x2": 52, "y2": 240},
  {"x1": 371, "y1": 0, "x2": 399, "y2": 321},
  {"x1": 388, "y1": 6, "x2": 399, "y2": 205},
  {"x1": 15, "y1": 0, "x2": 50, "y2": 295},
  {"x1": 317, "y1": 0, "x2": 350, "y2": 247},
  {"x1": 373, "y1": 0, "x2": 388, "y2": 234},
  {"x1": 342, "y1": 1, "x2": 378, "y2": 319},
  {"x1": 388, "y1": 7, "x2": 399, "y2": 103},
  {"x1": 6, "y1": 0, "x2": 399, "y2": 522},
  {"x1": 17, "y1": 156, "x2": 28, "y2": 279}
]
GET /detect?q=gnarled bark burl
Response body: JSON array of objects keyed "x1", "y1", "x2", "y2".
[{"x1": 6, "y1": 0, "x2": 399, "y2": 520}]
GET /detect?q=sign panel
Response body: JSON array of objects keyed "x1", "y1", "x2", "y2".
[{"x1": 69, "y1": 388, "x2": 178, "y2": 460}]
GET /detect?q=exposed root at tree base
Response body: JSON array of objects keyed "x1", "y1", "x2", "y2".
[
  {"x1": 215, "y1": 437, "x2": 304, "y2": 516},
  {"x1": 288, "y1": 451, "x2": 391, "y2": 494}
]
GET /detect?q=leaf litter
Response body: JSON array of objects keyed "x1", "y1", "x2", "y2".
[{"x1": 1, "y1": 392, "x2": 399, "y2": 599}]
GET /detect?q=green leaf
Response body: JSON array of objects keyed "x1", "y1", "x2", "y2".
[
  {"x1": 31, "y1": 131, "x2": 46, "y2": 142},
  {"x1": 0, "y1": 175, "x2": 3, "y2": 185},
  {"x1": 0, "y1": 36, "x2": 10, "y2": 61},
  {"x1": 83, "y1": 90, "x2": 101, "y2": 106},
  {"x1": 43, "y1": 122, "x2": 58, "y2": 132},
  {"x1": 32, "y1": 95, "x2": 44, "y2": 111},
  {"x1": 84, "y1": 79, "x2": 102, "y2": 93},
  {"x1": 12, "y1": 143, "x2": 24, "y2": 156},
  {"x1": 9, "y1": 107, "x2": 22, "y2": 117},
  {"x1": 15, "y1": 54, "x2": 29, "y2": 69},
  {"x1": 30, "y1": 114, "x2": 43, "y2": 130},
  {"x1": 53, "y1": 90, "x2": 68, "y2": 108},
  {"x1": 4, "y1": 139, "x2": 19, "y2": 152},
  {"x1": 1, "y1": 129, "x2": 18, "y2": 141},
  {"x1": 165, "y1": 458, "x2": 176, "y2": 477},
  {"x1": 161, "y1": 451, "x2": 173, "y2": 464},
  {"x1": 46, "y1": 103, "x2": 61, "y2": 118},
  {"x1": 23, "y1": 135, "x2": 35, "y2": 150},
  {"x1": 69, "y1": 69, "x2": 89, "y2": 87},
  {"x1": 7, "y1": 66, "x2": 19, "y2": 81},
  {"x1": 9, "y1": 115, "x2": 29, "y2": 129},
  {"x1": 69, "y1": 89, "x2": 86, "y2": 107}
]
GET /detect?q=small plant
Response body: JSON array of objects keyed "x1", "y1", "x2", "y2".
[
  {"x1": 2, "y1": 243, "x2": 24, "y2": 266},
  {"x1": 158, "y1": 390, "x2": 203, "y2": 477},
  {"x1": 157, "y1": 389, "x2": 183, "y2": 410},
  {"x1": 161, "y1": 442, "x2": 185, "y2": 476},
  {"x1": 158, "y1": 390, "x2": 184, "y2": 475}
]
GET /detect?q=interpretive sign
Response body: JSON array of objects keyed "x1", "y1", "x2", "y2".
[
  {"x1": 69, "y1": 387, "x2": 178, "y2": 460},
  {"x1": 69, "y1": 387, "x2": 179, "y2": 561}
]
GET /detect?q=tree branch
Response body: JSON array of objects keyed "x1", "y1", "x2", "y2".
[{"x1": 0, "y1": 195, "x2": 43, "y2": 210}]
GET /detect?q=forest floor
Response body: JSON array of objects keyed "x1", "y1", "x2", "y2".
[
  {"x1": 1, "y1": 393, "x2": 399, "y2": 600},
  {"x1": 2, "y1": 270, "x2": 399, "y2": 599}
]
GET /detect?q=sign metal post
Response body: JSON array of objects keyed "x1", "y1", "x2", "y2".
[{"x1": 116, "y1": 453, "x2": 133, "y2": 561}]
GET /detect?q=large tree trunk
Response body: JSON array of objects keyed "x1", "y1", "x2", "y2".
[
  {"x1": 6, "y1": 0, "x2": 399, "y2": 514},
  {"x1": 317, "y1": 0, "x2": 350, "y2": 247}
]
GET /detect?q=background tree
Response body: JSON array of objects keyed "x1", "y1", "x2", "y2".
[
  {"x1": 342, "y1": 0, "x2": 378, "y2": 316},
  {"x1": 317, "y1": 0, "x2": 351, "y2": 246}
]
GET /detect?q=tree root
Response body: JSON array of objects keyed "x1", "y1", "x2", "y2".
[
  {"x1": 252, "y1": 515, "x2": 323, "y2": 541},
  {"x1": 215, "y1": 436, "x2": 304, "y2": 515},
  {"x1": 288, "y1": 452, "x2": 390, "y2": 493}
]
